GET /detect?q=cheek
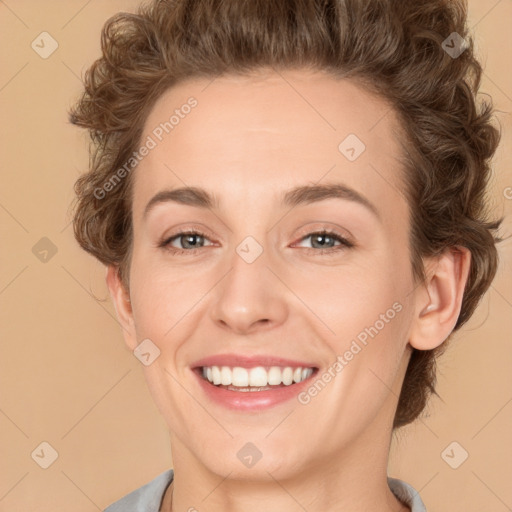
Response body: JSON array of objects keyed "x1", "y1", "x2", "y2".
[
  {"x1": 126, "y1": 258, "x2": 203, "y2": 426},
  {"x1": 302, "y1": 289, "x2": 410, "y2": 437},
  {"x1": 128, "y1": 252, "x2": 213, "y2": 353},
  {"x1": 307, "y1": 251, "x2": 412, "y2": 393},
  {"x1": 297, "y1": 259, "x2": 407, "y2": 344}
]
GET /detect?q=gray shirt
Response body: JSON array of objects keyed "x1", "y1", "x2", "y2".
[{"x1": 104, "y1": 469, "x2": 427, "y2": 511}]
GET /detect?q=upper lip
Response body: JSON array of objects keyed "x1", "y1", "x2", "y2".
[{"x1": 191, "y1": 354, "x2": 318, "y2": 369}]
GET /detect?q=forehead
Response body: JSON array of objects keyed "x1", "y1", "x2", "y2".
[{"x1": 132, "y1": 69, "x2": 407, "y2": 221}]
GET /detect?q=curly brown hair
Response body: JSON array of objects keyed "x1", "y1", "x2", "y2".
[{"x1": 69, "y1": 0, "x2": 503, "y2": 428}]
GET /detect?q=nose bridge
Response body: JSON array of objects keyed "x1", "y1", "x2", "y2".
[{"x1": 209, "y1": 229, "x2": 288, "y2": 334}]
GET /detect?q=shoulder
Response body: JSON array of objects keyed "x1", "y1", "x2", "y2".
[
  {"x1": 388, "y1": 477, "x2": 427, "y2": 512},
  {"x1": 103, "y1": 468, "x2": 174, "y2": 512}
]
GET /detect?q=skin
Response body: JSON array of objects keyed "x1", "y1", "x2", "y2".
[{"x1": 106, "y1": 68, "x2": 471, "y2": 512}]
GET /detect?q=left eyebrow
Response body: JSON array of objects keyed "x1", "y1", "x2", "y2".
[
  {"x1": 281, "y1": 183, "x2": 381, "y2": 222},
  {"x1": 143, "y1": 183, "x2": 381, "y2": 222}
]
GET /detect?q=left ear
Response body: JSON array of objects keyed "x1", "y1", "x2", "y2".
[{"x1": 409, "y1": 246, "x2": 471, "y2": 350}]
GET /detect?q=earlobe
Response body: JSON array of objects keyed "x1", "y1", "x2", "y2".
[
  {"x1": 409, "y1": 246, "x2": 471, "y2": 351},
  {"x1": 105, "y1": 265, "x2": 138, "y2": 350}
]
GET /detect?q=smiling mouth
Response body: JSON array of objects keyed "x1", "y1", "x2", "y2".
[{"x1": 197, "y1": 365, "x2": 317, "y2": 392}]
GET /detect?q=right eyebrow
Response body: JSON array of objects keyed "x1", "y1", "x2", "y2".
[{"x1": 143, "y1": 186, "x2": 218, "y2": 219}]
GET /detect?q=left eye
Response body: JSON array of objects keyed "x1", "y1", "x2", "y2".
[
  {"x1": 293, "y1": 231, "x2": 354, "y2": 251},
  {"x1": 160, "y1": 230, "x2": 353, "y2": 254}
]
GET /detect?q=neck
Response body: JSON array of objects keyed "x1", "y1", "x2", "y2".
[{"x1": 162, "y1": 420, "x2": 409, "y2": 512}]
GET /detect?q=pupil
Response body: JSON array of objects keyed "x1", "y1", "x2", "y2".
[
  {"x1": 185, "y1": 234, "x2": 201, "y2": 248},
  {"x1": 314, "y1": 234, "x2": 332, "y2": 248}
]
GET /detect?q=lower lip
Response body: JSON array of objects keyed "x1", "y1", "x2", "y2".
[{"x1": 194, "y1": 369, "x2": 317, "y2": 411}]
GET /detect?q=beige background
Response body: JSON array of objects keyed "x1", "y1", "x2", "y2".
[{"x1": 0, "y1": 1, "x2": 511, "y2": 510}]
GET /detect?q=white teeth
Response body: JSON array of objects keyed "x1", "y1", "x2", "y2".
[
  {"x1": 268, "y1": 366, "x2": 282, "y2": 385},
  {"x1": 220, "y1": 366, "x2": 232, "y2": 385},
  {"x1": 201, "y1": 365, "x2": 314, "y2": 387},
  {"x1": 282, "y1": 367, "x2": 293, "y2": 385},
  {"x1": 232, "y1": 367, "x2": 249, "y2": 387},
  {"x1": 212, "y1": 366, "x2": 221, "y2": 385},
  {"x1": 249, "y1": 367, "x2": 267, "y2": 386}
]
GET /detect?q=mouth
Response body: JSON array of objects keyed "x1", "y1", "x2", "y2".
[
  {"x1": 190, "y1": 355, "x2": 319, "y2": 410},
  {"x1": 196, "y1": 365, "x2": 316, "y2": 392}
]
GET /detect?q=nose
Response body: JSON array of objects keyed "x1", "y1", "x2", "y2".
[{"x1": 209, "y1": 242, "x2": 289, "y2": 335}]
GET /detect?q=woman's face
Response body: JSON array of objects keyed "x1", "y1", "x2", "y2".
[{"x1": 121, "y1": 69, "x2": 417, "y2": 478}]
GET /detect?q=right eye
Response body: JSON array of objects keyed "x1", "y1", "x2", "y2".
[{"x1": 159, "y1": 230, "x2": 214, "y2": 254}]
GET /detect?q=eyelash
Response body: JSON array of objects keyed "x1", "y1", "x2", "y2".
[{"x1": 159, "y1": 229, "x2": 354, "y2": 256}]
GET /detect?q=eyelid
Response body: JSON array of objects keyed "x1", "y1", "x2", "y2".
[{"x1": 158, "y1": 222, "x2": 216, "y2": 243}]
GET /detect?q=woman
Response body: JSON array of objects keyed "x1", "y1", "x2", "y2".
[{"x1": 69, "y1": 0, "x2": 502, "y2": 510}]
